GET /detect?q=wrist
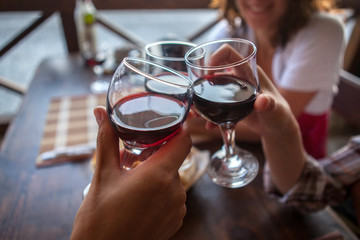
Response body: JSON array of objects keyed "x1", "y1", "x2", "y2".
[{"x1": 261, "y1": 114, "x2": 299, "y2": 141}]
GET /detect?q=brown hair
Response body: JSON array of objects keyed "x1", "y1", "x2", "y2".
[{"x1": 210, "y1": 0, "x2": 338, "y2": 47}]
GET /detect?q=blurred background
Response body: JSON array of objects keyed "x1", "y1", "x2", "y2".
[
  {"x1": 0, "y1": 8, "x2": 217, "y2": 122},
  {"x1": 0, "y1": 0, "x2": 359, "y2": 150},
  {"x1": 0, "y1": 1, "x2": 218, "y2": 140}
]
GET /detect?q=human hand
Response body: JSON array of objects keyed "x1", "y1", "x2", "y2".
[
  {"x1": 71, "y1": 106, "x2": 191, "y2": 240},
  {"x1": 203, "y1": 43, "x2": 296, "y2": 137},
  {"x1": 244, "y1": 66, "x2": 296, "y2": 137}
]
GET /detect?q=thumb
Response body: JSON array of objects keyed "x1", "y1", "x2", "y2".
[
  {"x1": 254, "y1": 93, "x2": 276, "y2": 113},
  {"x1": 144, "y1": 128, "x2": 192, "y2": 173},
  {"x1": 93, "y1": 106, "x2": 120, "y2": 172}
]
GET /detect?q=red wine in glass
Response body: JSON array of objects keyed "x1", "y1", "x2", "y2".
[
  {"x1": 192, "y1": 74, "x2": 257, "y2": 124},
  {"x1": 108, "y1": 92, "x2": 188, "y2": 148},
  {"x1": 185, "y1": 38, "x2": 259, "y2": 188},
  {"x1": 82, "y1": 57, "x2": 192, "y2": 198}
]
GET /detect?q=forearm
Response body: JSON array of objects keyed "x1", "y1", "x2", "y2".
[
  {"x1": 269, "y1": 135, "x2": 360, "y2": 214},
  {"x1": 261, "y1": 118, "x2": 307, "y2": 193}
]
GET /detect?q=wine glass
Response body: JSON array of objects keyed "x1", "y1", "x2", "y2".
[
  {"x1": 145, "y1": 40, "x2": 197, "y2": 74},
  {"x1": 89, "y1": 52, "x2": 109, "y2": 94},
  {"x1": 89, "y1": 45, "x2": 123, "y2": 94},
  {"x1": 185, "y1": 38, "x2": 259, "y2": 188},
  {"x1": 107, "y1": 57, "x2": 193, "y2": 170},
  {"x1": 145, "y1": 40, "x2": 197, "y2": 171}
]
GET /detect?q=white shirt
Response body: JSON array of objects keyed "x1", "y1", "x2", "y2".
[{"x1": 207, "y1": 12, "x2": 345, "y2": 114}]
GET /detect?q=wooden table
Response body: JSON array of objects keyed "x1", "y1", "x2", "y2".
[{"x1": 0, "y1": 55, "x2": 357, "y2": 240}]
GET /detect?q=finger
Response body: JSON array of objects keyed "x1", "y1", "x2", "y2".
[
  {"x1": 205, "y1": 121, "x2": 218, "y2": 130},
  {"x1": 93, "y1": 106, "x2": 120, "y2": 171},
  {"x1": 209, "y1": 44, "x2": 256, "y2": 85},
  {"x1": 147, "y1": 128, "x2": 192, "y2": 172},
  {"x1": 210, "y1": 43, "x2": 243, "y2": 66},
  {"x1": 189, "y1": 108, "x2": 201, "y2": 118},
  {"x1": 256, "y1": 66, "x2": 278, "y2": 94},
  {"x1": 254, "y1": 93, "x2": 276, "y2": 112},
  {"x1": 253, "y1": 93, "x2": 292, "y2": 132}
]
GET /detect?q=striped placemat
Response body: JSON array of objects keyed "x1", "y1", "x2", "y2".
[{"x1": 37, "y1": 94, "x2": 106, "y2": 167}]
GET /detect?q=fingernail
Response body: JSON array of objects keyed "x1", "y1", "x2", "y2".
[{"x1": 94, "y1": 108, "x2": 103, "y2": 125}]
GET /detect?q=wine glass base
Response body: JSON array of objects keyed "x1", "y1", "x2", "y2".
[{"x1": 207, "y1": 146, "x2": 259, "y2": 188}]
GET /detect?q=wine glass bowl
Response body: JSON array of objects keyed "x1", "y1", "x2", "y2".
[
  {"x1": 145, "y1": 40, "x2": 199, "y2": 171},
  {"x1": 145, "y1": 40, "x2": 197, "y2": 74},
  {"x1": 185, "y1": 39, "x2": 259, "y2": 188},
  {"x1": 107, "y1": 57, "x2": 193, "y2": 170}
]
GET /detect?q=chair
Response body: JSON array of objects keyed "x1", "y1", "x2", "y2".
[
  {"x1": 0, "y1": 77, "x2": 27, "y2": 95},
  {"x1": 0, "y1": 1, "x2": 77, "y2": 134},
  {"x1": 340, "y1": 0, "x2": 360, "y2": 77},
  {"x1": 0, "y1": 77, "x2": 27, "y2": 140},
  {"x1": 332, "y1": 69, "x2": 360, "y2": 128}
]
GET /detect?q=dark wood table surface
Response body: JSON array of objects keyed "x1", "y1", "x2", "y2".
[{"x1": 0, "y1": 54, "x2": 357, "y2": 240}]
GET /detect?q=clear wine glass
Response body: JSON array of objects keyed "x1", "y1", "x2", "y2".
[
  {"x1": 145, "y1": 40, "x2": 196, "y2": 74},
  {"x1": 107, "y1": 57, "x2": 193, "y2": 170},
  {"x1": 86, "y1": 48, "x2": 109, "y2": 94},
  {"x1": 145, "y1": 40, "x2": 197, "y2": 171},
  {"x1": 185, "y1": 38, "x2": 259, "y2": 188}
]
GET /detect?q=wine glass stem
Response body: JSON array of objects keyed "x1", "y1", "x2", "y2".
[
  {"x1": 121, "y1": 144, "x2": 138, "y2": 170},
  {"x1": 219, "y1": 123, "x2": 237, "y2": 162},
  {"x1": 121, "y1": 143, "x2": 160, "y2": 170}
]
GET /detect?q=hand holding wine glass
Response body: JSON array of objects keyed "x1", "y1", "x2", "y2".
[
  {"x1": 73, "y1": 107, "x2": 190, "y2": 240},
  {"x1": 107, "y1": 57, "x2": 193, "y2": 170},
  {"x1": 185, "y1": 39, "x2": 259, "y2": 188}
]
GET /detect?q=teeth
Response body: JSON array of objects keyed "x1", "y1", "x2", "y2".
[{"x1": 250, "y1": 6, "x2": 266, "y2": 12}]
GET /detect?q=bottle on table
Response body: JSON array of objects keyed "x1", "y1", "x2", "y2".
[{"x1": 75, "y1": 0, "x2": 103, "y2": 66}]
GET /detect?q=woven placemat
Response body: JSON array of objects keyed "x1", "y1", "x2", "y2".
[{"x1": 36, "y1": 94, "x2": 106, "y2": 167}]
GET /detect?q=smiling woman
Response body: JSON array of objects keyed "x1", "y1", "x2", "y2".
[
  {"x1": 186, "y1": 0, "x2": 345, "y2": 160},
  {"x1": 210, "y1": 0, "x2": 337, "y2": 46}
]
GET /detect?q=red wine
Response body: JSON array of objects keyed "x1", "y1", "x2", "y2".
[
  {"x1": 193, "y1": 74, "x2": 257, "y2": 124},
  {"x1": 84, "y1": 53, "x2": 106, "y2": 67},
  {"x1": 109, "y1": 92, "x2": 187, "y2": 147}
]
